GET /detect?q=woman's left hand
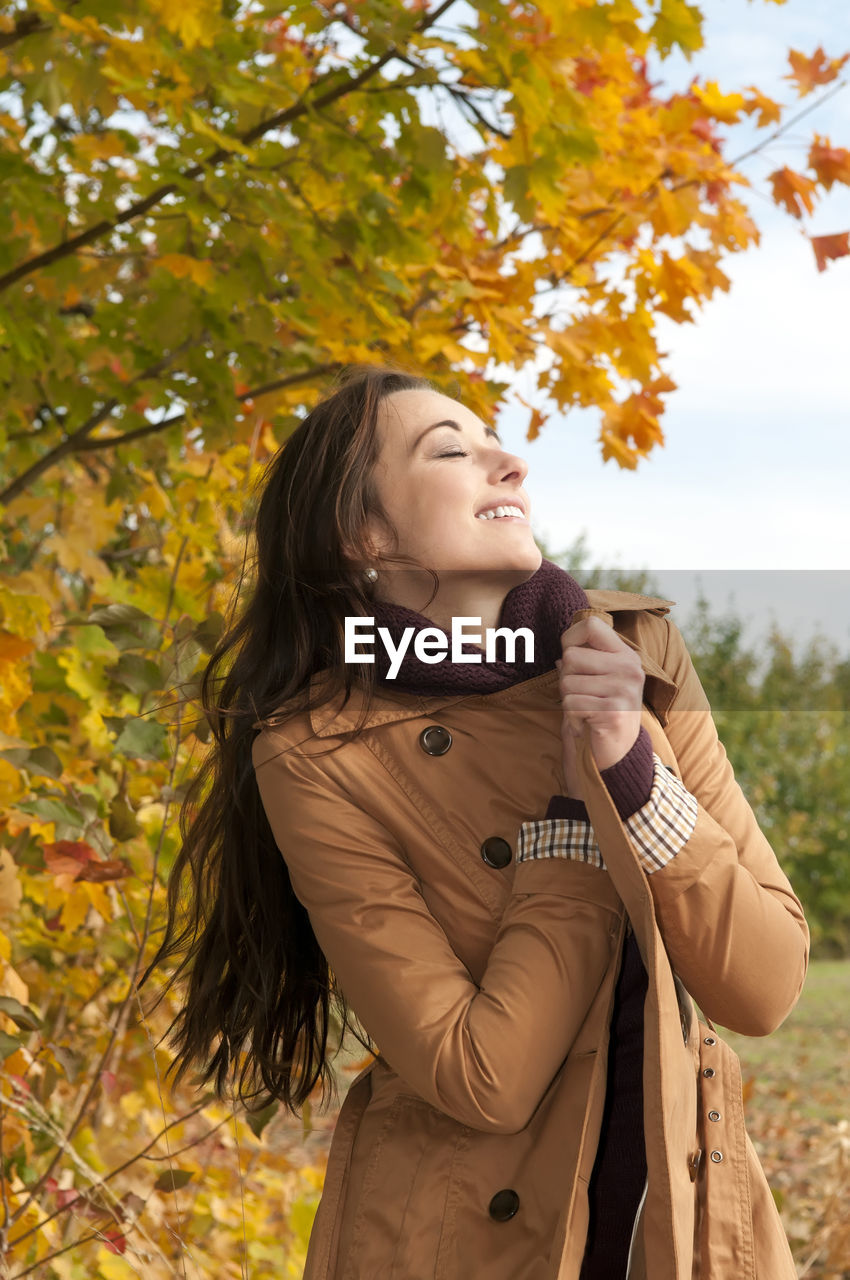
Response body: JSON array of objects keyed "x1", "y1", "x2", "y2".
[{"x1": 556, "y1": 614, "x2": 646, "y2": 787}]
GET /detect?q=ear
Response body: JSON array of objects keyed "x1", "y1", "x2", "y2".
[{"x1": 342, "y1": 514, "x2": 391, "y2": 568}]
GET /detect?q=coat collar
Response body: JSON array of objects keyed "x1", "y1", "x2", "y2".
[{"x1": 307, "y1": 589, "x2": 678, "y2": 738}]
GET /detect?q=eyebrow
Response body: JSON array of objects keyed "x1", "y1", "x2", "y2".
[{"x1": 410, "y1": 419, "x2": 503, "y2": 454}]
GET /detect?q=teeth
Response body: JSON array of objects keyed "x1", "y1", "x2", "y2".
[{"x1": 476, "y1": 505, "x2": 524, "y2": 520}]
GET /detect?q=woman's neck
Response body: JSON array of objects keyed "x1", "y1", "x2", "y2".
[{"x1": 371, "y1": 568, "x2": 535, "y2": 635}]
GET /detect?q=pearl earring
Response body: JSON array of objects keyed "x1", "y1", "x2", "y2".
[{"x1": 363, "y1": 567, "x2": 378, "y2": 583}]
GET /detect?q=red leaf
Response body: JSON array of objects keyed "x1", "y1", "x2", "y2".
[
  {"x1": 811, "y1": 232, "x2": 850, "y2": 273},
  {"x1": 102, "y1": 1227, "x2": 127, "y2": 1255},
  {"x1": 43, "y1": 842, "x2": 129, "y2": 883},
  {"x1": 691, "y1": 118, "x2": 720, "y2": 152},
  {"x1": 76, "y1": 858, "x2": 131, "y2": 883},
  {"x1": 43, "y1": 841, "x2": 95, "y2": 879}
]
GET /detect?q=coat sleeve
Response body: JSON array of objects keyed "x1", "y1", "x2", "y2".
[
  {"x1": 641, "y1": 617, "x2": 810, "y2": 1036},
  {"x1": 252, "y1": 729, "x2": 623, "y2": 1135}
]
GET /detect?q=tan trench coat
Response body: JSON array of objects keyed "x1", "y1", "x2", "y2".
[{"x1": 253, "y1": 591, "x2": 809, "y2": 1280}]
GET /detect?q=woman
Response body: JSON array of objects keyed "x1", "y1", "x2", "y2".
[{"x1": 155, "y1": 364, "x2": 808, "y2": 1279}]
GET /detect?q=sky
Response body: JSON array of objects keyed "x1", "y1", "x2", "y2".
[{"x1": 481, "y1": 0, "x2": 850, "y2": 656}]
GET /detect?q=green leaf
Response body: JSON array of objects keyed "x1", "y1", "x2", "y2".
[
  {"x1": 0, "y1": 746, "x2": 64, "y2": 781},
  {"x1": 154, "y1": 1169, "x2": 194, "y2": 1192},
  {"x1": 503, "y1": 165, "x2": 535, "y2": 221},
  {"x1": 49, "y1": 1041, "x2": 82, "y2": 1082},
  {"x1": 194, "y1": 613, "x2": 225, "y2": 654},
  {"x1": 108, "y1": 796, "x2": 142, "y2": 841},
  {"x1": 0, "y1": 997, "x2": 42, "y2": 1031},
  {"x1": 113, "y1": 718, "x2": 169, "y2": 761},
  {"x1": 106, "y1": 653, "x2": 163, "y2": 695},
  {"x1": 245, "y1": 1100, "x2": 278, "y2": 1140},
  {"x1": 0, "y1": 1031, "x2": 21, "y2": 1060},
  {"x1": 18, "y1": 796, "x2": 85, "y2": 828},
  {"x1": 88, "y1": 605, "x2": 162, "y2": 652},
  {"x1": 160, "y1": 635, "x2": 202, "y2": 689},
  {"x1": 649, "y1": 0, "x2": 704, "y2": 59}
]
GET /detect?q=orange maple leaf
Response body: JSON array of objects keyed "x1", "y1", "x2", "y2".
[
  {"x1": 741, "y1": 87, "x2": 782, "y2": 129},
  {"x1": 768, "y1": 167, "x2": 818, "y2": 219},
  {"x1": 526, "y1": 407, "x2": 545, "y2": 442},
  {"x1": 810, "y1": 232, "x2": 850, "y2": 273},
  {"x1": 785, "y1": 47, "x2": 850, "y2": 98},
  {"x1": 808, "y1": 135, "x2": 850, "y2": 191}
]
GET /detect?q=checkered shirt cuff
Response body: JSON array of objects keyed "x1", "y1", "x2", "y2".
[{"x1": 516, "y1": 754, "x2": 699, "y2": 874}]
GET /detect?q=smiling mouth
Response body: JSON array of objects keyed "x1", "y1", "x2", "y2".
[{"x1": 476, "y1": 504, "x2": 527, "y2": 522}]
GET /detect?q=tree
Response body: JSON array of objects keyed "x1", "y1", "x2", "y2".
[{"x1": 1, "y1": 0, "x2": 849, "y2": 1274}]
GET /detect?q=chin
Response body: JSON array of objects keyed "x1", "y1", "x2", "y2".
[{"x1": 486, "y1": 547, "x2": 542, "y2": 579}]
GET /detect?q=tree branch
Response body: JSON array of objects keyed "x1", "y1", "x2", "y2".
[
  {"x1": 0, "y1": 0, "x2": 460, "y2": 296},
  {"x1": 72, "y1": 363, "x2": 342, "y2": 455},
  {"x1": 0, "y1": 363, "x2": 341, "y2": 506},
  {"x1": 0, "y1": 10, "x2": 51, "y2": 51},
  {"x1": 0, "y1": 339, "x2": 198, "y2": 505},
  {"x1": 9, "y1": 1101, "x2": 210, "y2": 1247},
  {"x1": 729, "y1": 76, "x2": 849, "y2": 170}
]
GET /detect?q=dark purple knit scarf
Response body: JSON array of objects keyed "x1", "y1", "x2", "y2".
[{"x1": 369, "y1": 558, "x2": 590, "y2": 695}]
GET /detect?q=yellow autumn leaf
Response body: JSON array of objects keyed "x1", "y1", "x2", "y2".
[
  {"x1": 158, "y1": 253, "x2": 215, "y2": 288},
  {"x1": 0, "y1": 849, "x2": 22, "y2": 921},
  {"x1": 0, "y1": 953, "x2": 29, "y2": 1005},
  {"x1": 146, "y1": 0, "x2": 220, "y2": 50},
  {"x1": 187, "y1": 109, "x2": 257, "y2": 158},
  {"x1": 691, "y1": 81, "x2": 745, "y2": 123},
  {"x1": 742, "y1": 86, "x2": 783, "y2": 129}
]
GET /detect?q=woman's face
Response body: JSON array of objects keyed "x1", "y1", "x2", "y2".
[{"x1": 363, "y1": 389, "x2": 542, "y2": 579}]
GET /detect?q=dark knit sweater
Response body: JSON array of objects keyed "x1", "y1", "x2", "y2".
[{"x1": 370, "y1": 558, "x2": 649, "y2": 1278}]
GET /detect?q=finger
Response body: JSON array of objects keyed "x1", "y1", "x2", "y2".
[
  {"x1": 559, "y1": 645, "x2": 625, "y2": 675},
  {"x1": 560, "y1": 615, "x2": 622, "y2": 652}
]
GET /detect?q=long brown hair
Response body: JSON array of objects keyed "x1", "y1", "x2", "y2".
[{"x1": 147, "y1": 363, "x2": 442, "y2": 1114}]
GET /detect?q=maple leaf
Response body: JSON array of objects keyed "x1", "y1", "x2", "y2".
[
  {"x1": 785, "y1": 47, "x2": 850, "y2": 98},
  {"x1": 741, "y1": 87, "x2": 783, "y2": 129},
  {"x1": 810, "y1": 232, "x2": 850, "y2": 273},
  {"x1": 768, "y1": 167, "x2": 819, "y2": 219},
  {"x1": 808, "y1": 135, "x2": 850, "y2": 191},
  {"x1": 527, "y1": 407, "x2": 545, "y2": 442}
]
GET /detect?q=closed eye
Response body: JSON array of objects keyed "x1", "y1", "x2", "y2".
[{"x1": 438, "y1": 450, "x2": 468, "y2": 458}]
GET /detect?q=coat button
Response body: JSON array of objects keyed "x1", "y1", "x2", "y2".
[
  {"x1": 481, "y1": 837, "x2": 512, "y2": 869},
  {"x1": 419, "y1": 725, "x2": 452, "y2": 756},
  {"x1": 702, "y1": 1067, "x2": 715, "y2": 1078},
  {"x1": 488, "y1": 1189, "x2": 520, "y2": 1221},
  {"x1": 680, "y1": 1012, "x2": 689, "y2": 1045},
  {"x1": 688, "y1": 1150, "x2": 702, "y2": 1182},
  {"x1": 708, "y1": 1110, "x2": 721, "y2": 1122}
]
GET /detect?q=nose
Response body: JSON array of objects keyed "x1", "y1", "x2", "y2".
[{"x1": 491, "y1": 446, "x2": 528, "y2": 486}]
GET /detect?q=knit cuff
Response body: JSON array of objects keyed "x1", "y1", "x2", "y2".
[
  {"x1": 545, "y1": 725, "x2": 655, "y2": 822},
  {"x1": 545, "y1": 795, "x2": 590, "y2": 821}
]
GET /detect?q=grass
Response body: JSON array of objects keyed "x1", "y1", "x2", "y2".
[
  {"x1": 721, "y1": 957, "x2": 850, "y2": 1125},
  {"x1": 718, "y1": 957, "x2": 850, "y2": 1279}
]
